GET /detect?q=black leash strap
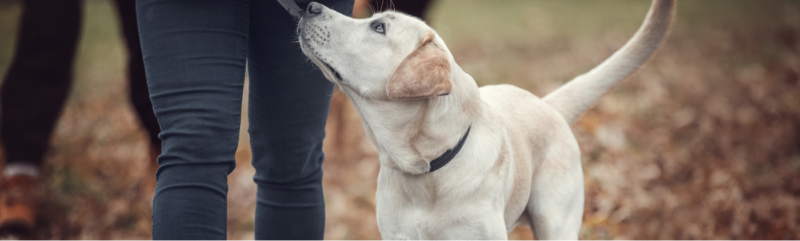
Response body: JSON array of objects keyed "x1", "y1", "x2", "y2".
[
  {"x1": 277, "y1": 0, "x2": 303, "y2": 22},
  {"x1": 428, "y1": 125, "x2": 471, "y2": 173}
]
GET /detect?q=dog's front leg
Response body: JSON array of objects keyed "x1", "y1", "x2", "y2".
[{"x1": 376, "y1": 174, "x2": 416, "y2": 240}]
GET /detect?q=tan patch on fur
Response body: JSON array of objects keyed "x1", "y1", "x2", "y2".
[
  {"x1": 407, "y1": 101, "x2": 430, "y2": 154},
  {"x1": 386, "y1": 31, "x2": 452, "y2": 100},
  {"x1": 510, "y1": 141, "x2": 532, "y2": 206},
  {"x1": 508, "y1": 131, "x2": 534, "y2": 225},
  {"x1": 492, "y1": 141, "x2": 508, "y2": 175}
]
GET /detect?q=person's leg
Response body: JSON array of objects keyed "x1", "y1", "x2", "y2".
[
  {"x1": 247, "y1": 0, "x2": 352, "y2": 239},
  {"x1": 0, "y1": 0, "x2": 81, "y2": 234},
  {"x1": 1, "y1": 0, "x2": 81, "y2": 170},
  {"x1": 114, "y1": 0, "x2": 162, "y2": 201},
  {"x1": 114, "y1": 0, "x2": 161, "y2": 152},
  {"x1": 136, "y1": 0, "x2": 249, "y2": 239}
]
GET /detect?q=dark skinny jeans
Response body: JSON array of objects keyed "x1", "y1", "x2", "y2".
[{"x1": 136, "y1": 0, "x2": 353, "y2": 239}]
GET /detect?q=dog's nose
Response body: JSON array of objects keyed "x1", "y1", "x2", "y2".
[{"x1": 306, "y1": 2, "x2": 322, "y2": 15}]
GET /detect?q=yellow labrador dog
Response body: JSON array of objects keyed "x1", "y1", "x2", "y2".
[{"x1": 298, "y1": 0, "x2": 673, "y2": 239}]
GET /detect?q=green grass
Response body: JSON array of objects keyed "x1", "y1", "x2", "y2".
[
  {"x1": 71, "y1": 0, "x2": 128, "y2": 106},
  {"x1": 429, "y1": 0, "x2": 650, "y2": 47},
  {"x1": 0, "y1": 0, "x2": 22, "y2": 81},
  {"x1": 424, "y1": 0, "x2": 800, "y2": 91},
  {"x1": 0, "y1": 0, "x2": 128, "y2": 107}
]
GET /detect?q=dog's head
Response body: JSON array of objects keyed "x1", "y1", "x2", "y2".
[
  {"x1": 298, "y1": 2, "x2": 478, "y2": 174},
  {"x1": 298, "y1": 2, "x2": 453, "y2": 100}
]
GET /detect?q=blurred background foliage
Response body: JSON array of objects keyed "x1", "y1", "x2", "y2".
[{"x1": 1, "y1": 0, "x2": 799, "y2": 239}]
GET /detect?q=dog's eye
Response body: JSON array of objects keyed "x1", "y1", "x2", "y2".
[{"x1": 372, "y1": 21, "x2": 386, "y2": 34}]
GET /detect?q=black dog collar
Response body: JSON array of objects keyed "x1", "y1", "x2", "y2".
[{"x1": 427, "y1": 125, "x2": 472, "y2": 173}]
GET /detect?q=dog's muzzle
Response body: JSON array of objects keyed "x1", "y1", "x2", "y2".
[{"x1": 298, "y1": 2, "x2": 343, "y2": 82}]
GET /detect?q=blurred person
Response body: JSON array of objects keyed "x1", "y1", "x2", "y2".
[
  {"x1": 135, "y1": 0, "x2": 352, "y2": 239},
  {"x1": 0, "y1": 0, "x2": 161, "y2": 235}
]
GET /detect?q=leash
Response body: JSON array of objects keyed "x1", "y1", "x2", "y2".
[
  {"x1": 277, "y1": 0, "x2": 304, "y2": 22},
  {"x1": 427, "y1": 125, "x2": 471, "y2": 173}
]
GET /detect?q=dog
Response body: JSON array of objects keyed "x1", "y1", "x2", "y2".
[{"x1": 298, "y1": 0, "x2": 674, "y2": 239}]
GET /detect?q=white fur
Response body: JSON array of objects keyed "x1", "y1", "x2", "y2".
[{"x1": 297, "y1": 0, "x2": 673, "y2": 239}]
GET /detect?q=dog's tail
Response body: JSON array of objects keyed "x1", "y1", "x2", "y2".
[{"x1": 543, "y1": 0, "x2": 675, "y2": 124}]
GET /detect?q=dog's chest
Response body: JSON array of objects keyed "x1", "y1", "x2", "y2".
[{"x1": 375, "y1": 150, "x2": 520, "y2": 238}]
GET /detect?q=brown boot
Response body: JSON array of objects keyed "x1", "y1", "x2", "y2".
[{"x1": 0, "y1": 175, "x2": 38, "y2": 235}]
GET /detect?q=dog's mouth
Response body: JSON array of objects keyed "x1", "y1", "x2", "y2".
[
  {"x1": 300, "y1": 40, "x2": 343, "y2": 82},
  {"x1": 298, "y1": 24, "x2": 343, "y2": 82},
  {"x1": 321, "y1": 60, "x2": 343, "y2": 81}
]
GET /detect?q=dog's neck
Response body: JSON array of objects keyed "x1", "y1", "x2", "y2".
[{"x1": 345, "y1": 63, "x2": 481, "y2": 175}]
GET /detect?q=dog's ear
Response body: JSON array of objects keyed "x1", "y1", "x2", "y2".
[{"x1": 386, "y1": 31, "x2": 452, "y2": 100}]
